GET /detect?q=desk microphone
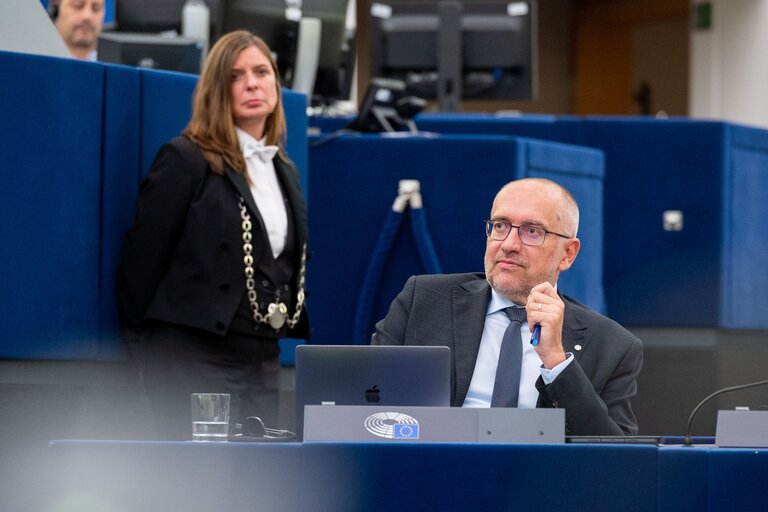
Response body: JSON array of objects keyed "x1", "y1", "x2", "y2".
[{"x1": 683, "y1": 379, "x2": 768, "y2": 446}]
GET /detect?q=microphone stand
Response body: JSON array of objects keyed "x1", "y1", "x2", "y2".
[{"x1": 683, "y1": 379, "x2": 768, "y2": 446}]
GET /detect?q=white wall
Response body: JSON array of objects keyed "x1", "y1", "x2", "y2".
[{"x1": 690, "y1": 0, "x2": 768, "y2": 128}]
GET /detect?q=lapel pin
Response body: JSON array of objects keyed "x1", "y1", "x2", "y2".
[{"x1": 574, "y1": 344, "x2": 582, "y2": 351}]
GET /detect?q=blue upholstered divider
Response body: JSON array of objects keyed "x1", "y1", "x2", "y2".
[
  {"x1": 0, "y1": 51, "x2": 307, "y2": 360},
  {"x1": 99, "y1": 64, "x2": 141, "y2": 360},
  {"x1": 281, "y1": 90, "x2": 309, "y2": 195},
  {"x1": 309, "y1": 113, "x2": 768, "y2": 330},
  {"x1": 138, "y1": 69, "x2": 197, "y2": 178},
  {"x1": 0, "y1": 51, "x2": 104, "y2": 358},
  {"x1": 307, "y1": 133, "x2": 604, "y2": 345},
  {"x1": 722, "y1": 124, "x2": 768, "y2": 329}
]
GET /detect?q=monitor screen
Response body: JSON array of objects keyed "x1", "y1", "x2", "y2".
[
  {"x1": 300, "y1": 0, "x2": 351, "y2": 102},
  {"x1": 369, "y1": 1, "x2": 537, "y2": 110},
  {"x1": 115, "y1": 0, "x2": 223, "y2": 38},
  {"x1": 221, "y1": 0, "x2": 300, "y2": 85},
  {"x1": 98, "y1": 32, "x2": 202, "y2": 74}
]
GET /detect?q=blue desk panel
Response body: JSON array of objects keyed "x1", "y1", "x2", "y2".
[
  {"x1": 657, "y1": 446, "x2": 709, "y2": 512},
  {"x1": 48, "y1": 441, "x2": 766, "y2": 512},
  {"x1": 707, "y1": 448, "x2": 768, "y2": 512},
  {"x1": 46, "y1": 441, "x2": 659, "y2": 512},
  {"x1": 301, "y1": 442, "x2": 657, "y2": 512},
  {"x1": 307, "y1": 134, "x2": 604, "y2": 344}
]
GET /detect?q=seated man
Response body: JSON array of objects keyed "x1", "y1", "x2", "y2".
[
  {"x1": 50, "y1": 0, "x2": 105, "y2": 61},
  {"x1": 372, "y1": 178, "x2": 643, "y2": 436}
]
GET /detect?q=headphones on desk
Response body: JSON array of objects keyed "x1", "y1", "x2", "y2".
[{"x1": 229, "y1": 417, "x2": 296, "y2": 442}]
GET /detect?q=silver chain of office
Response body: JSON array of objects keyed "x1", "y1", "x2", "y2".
[{"x1": 239, "y1": 197, "x2": 306, "y2": 331}]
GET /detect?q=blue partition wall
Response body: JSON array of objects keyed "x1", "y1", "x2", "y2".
[
  {"x1": 307, "y1": 134, "x2": 604, "y2": 345},
  {"x1": 0, "y1": 50, "x2": 308, "y2": 360},
  {"x1": 309, "y1": 113, "x2": 768, "y2": 330},
  {"x1": 0, "y1": 52, "x2": 105, "y2": 358},
  {"x1": 100, "y1": 65, "x2": 142, "y2": 359}
]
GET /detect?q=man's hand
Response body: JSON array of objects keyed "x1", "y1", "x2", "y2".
[{"x1": 526, "y1": 282, "x2": 567, "y2": 369}]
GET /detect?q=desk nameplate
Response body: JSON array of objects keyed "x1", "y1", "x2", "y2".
[
  {"x1": 303, "y1": 405, "x2": 564, "y2": 443},
  {"x1": 716, "y1": 410, "x2": 768, "y2": 447}
]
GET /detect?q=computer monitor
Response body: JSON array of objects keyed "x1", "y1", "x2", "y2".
[
  {"x1": 346, "y1": 78, "x2": 425, "y2": 133},
  {"x1": 115, "y1": 0, "x2": 223, "y2": 39},
  {"x1": 369, "y1": 1, "x2": 538, "y2": 111},
  {"x1": 301, "y1": 0, "x2": 351, "y2": 103},
  {"x1": 221, "y1": 0, "x2": 300, "y2": 85},
  {"x1": 222, "y1": 0, "x2": 351, "y2": 103},
  {"x1": 98, "y1": 32, "x2": 202, "y2": 74}
]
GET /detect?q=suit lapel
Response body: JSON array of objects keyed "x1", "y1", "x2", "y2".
[
  {"x1": 452, "y1": 278, "x2": 491, "y2": 406},
  {"x1": 224, "y1": 158, "x2": 307, "y2": 264},
  {"x1": 561, "y1": 293, "x2": 593, "y2": 362},
  {"x1": 224, "y1": 166, "x2": 262, "y2": 224},
  {"x1": 223, "y1": 166, "x2": 270, "y2": 261}
]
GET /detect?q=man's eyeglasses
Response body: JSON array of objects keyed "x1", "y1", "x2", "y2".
[{"x1": 485, "y1": 219, "x2": 571, "y2": 247}]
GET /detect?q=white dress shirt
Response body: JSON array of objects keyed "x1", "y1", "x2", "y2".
[
  {"x1": 236, "y1": 128, "x2": 287, "y2": 259},
  {"x1": 463, "y1": 287, "x2": 574, "y2": 409}
]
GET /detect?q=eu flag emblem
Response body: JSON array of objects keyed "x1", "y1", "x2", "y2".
[{"x1": 393, "y1": 423, "x2": 419, "y2": 439}]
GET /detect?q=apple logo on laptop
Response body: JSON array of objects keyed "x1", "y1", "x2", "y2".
[{"x1": 365, "y1": 385, "x2": 381, "y2": 403}]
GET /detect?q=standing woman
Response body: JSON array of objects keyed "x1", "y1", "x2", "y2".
[{"x1": 117, "y1": 31, "x2": 309, "y2": 440}]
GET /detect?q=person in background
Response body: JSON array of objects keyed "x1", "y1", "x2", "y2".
[
  {"x1": 117, "y1": 30, "x2": 309, "y2": 440},
  {"x1": 373, "y1": 178, "x2": 642, "y2": 436},
  {"x1": 50, "y1": 0, "x2": 105, "y2": 61}
]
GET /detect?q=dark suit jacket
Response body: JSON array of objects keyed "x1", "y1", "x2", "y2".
[
  {"x1": 117, "y1": 136, "x2": 309, "y2": 338},
  {"x1": 372, "y1": 273, "x2": 642, "y2": 435}
]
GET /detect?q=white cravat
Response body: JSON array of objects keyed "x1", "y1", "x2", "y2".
[
  {"x1": 236, "y1": 128, "x2": 287, "y2": 259},
  {"x1": 242, "y1": 141, "x2": 278, "y2": 162}
]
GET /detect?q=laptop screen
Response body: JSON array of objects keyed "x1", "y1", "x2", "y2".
[{"x1": 294, "y1": 345, "x2": 451, "y2": 440}]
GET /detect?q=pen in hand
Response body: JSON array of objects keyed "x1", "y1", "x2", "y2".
[{"x1": 530, "y1": 324, "x2": 541, "y2": 346}]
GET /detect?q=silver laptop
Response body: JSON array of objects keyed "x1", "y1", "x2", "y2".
[{"x1": 294, "y1": 345, "x2": 451, "y2": 440}]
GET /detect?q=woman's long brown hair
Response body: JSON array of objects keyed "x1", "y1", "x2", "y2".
[{"x1": 182, "y1": 30, "x2": 287, "y2": 175}]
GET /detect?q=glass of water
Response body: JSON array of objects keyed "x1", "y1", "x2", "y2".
[{"x1": 190, "y1": 393, "x2": 230, "y2": 442}]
